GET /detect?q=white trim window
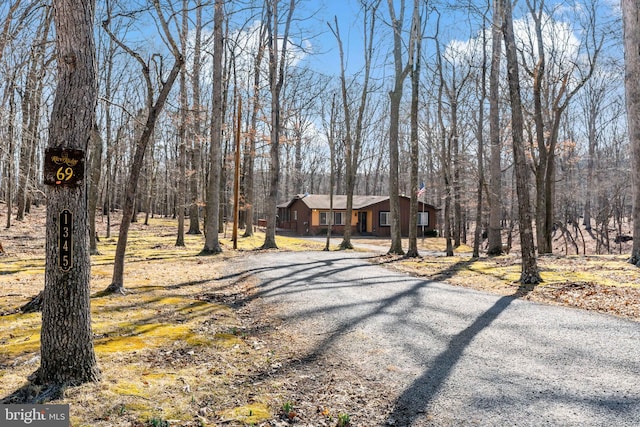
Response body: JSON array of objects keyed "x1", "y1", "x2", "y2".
[
  {"x1": 379, "y1": 211, "x2": 391, "y2": 226},
  {"x1": 320, "y1": 211, "x2": 346, "y2": 226},
  {"x1": 418, "y1": 212, "x2": 429, "y2": 226},
  {"x1": 320, "y1": 211, "x2": 329, "y2": 225}
]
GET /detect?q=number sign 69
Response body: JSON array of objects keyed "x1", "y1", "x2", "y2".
[{"x1": 56, "y1": 166, "x2": 74, "y2": 181}]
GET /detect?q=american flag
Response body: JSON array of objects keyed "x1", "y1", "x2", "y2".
[{"x1": 417, "y1": 182, "x2": 425, "y2": 197}]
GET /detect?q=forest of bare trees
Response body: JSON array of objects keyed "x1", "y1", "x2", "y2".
[{"x1": 0, "y1": 0, "x2": 636, "y2": 270}]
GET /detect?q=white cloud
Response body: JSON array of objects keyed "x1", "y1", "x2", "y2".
[{"x1": 185, "y1": 20, "x2": 309, "y2": 88}]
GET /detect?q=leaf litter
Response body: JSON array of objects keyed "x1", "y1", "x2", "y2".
[{"x1": 1, "y1": 206, "x2": 638, "y2": 427}]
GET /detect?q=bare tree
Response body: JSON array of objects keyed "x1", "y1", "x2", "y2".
[
  {"x1": 329, "y1": 0, "x2": 380, "y2": 250},
  {"x1": 176, "y1": 0, "x2": 189, "y2": 247},
  {"x1": 502, "y1": 0, "x2": 542, "y2": 283},
  {"x1": 104, "y1": 0, "x2": 184, "y2": 293},
  {"x1": 324, "y1": 94, "x2": 337, "y2": 251},
  {"x1": 435, "y1": 15, "x2": 454, "y2": 257},
  {"x1": 622, "y1": 0, "x2": 640, "y2": 266},
  {"x1": 87, "y1": 122, "x2": 102, "y2": 254},
  {"x1": 386, "y1": 0, "x2": 414, "y2": 255},
  {"x1": 37, "y1": 0, "x2": 100, "y2": 388},
  {"x1": 406, "y1": 0, "x2": 422, "y2": 258},
  {"x1": 261, "y1": 0, "x2": 296, "y2": 249},
  {"x1": 473, "y1": 5, "x2": 490, "y2": 259},
  {"x1": 16, "y1": 5, "x2": 52, "y2": 221},
  {"x1": 3, "y1": 69, "x2": 19, "y2": 229},
  {"x1": 187, "y1": 0, "x2": 203, "y2": 235},
  {"x1": 243, "y1": 18, "x2": 267, "y2": 238},
  {"x1": 524, "y1": 0, "x2": 603, "y2": 254},
  {"x1": 487, "y1": 0, "x2": 504, "y2": 255},
  {"x1": 201, "y1": 0, "x2": 224, "y2": 255}
]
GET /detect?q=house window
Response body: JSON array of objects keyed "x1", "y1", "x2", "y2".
[
  {"x1": 379, "y1": 211, "x2": 391, "y2": 226},
  {"x1": 320, "y1": 211, "x2": 345, "y2": 226},
  {"x1": 320, "y1": 212, "x2": 329, "y2": 225},
  {"x1": 293, "y1": 210, "x2": 298, "y2": 221},
  {"x1": 418, "y1": 212, "x2": 429, "y2": 226}
]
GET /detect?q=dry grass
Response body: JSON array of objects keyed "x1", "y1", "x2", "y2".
[
  {"x1": 378, "y1": 248, "x2": 640, "y2": 320},
  {"x1": 0, "y1": 206, "x2": 323, "y2": 426},
  {"x1": 1, "y1": 205, "x2": 638, "y2": 427}
]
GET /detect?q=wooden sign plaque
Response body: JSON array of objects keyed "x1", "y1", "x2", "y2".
[{"x1": 44, "y1": 148, "x2": 85, "y2": 187}]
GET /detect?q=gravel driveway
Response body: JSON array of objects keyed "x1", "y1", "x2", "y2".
[{"x1": 234, "y1": 250, "x2": 640, "y2": 426}]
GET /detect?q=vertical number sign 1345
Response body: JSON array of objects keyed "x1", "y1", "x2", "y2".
[{"x1": 59, "y1": 210, "x2": 73, "y2": 272}]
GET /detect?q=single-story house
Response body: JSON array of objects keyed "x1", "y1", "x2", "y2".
[{"x1": 276, "y1": 194, "x2": 438, "y2": 237}]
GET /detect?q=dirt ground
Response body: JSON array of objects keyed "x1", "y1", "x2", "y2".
[{"x1": 1, "y1": 204, "x2": 639, "y2": 426}]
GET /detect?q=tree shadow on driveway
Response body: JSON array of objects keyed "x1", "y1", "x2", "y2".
[
  {"x1": 385, "y1": 286, "x2": 529, "y2": 425},
  {"x1": 225, "y1": 252, "x2": 541, "y2": 422}
]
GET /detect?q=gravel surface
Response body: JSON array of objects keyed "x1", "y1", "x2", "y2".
[{"x1": 235, "y1": 250, "x2": 640, "y2": 426}]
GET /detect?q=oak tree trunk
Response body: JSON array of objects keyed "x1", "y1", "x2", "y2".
[
  {"x1": 201, "y1": 0, "x2": 224, "y2": 254},
  {"x1": 502, "y1": 0, "x2": 542, "y2": 284},
  {"x1": 622, "y1": 0, "x2": 640, "y2": 266},
  {"x1": 38, "y1": 0, "x2": 100, "y2": 386},
  {"x1": 487, "y1": 0, "x2": 504, "y2": 255}
]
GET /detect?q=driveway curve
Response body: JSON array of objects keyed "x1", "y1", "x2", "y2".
[{"x1": 231, "y1": 250, "x2": 640, "y2": 426}]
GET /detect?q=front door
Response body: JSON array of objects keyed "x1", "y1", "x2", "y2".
[{"x1": 358, "y1": 211, "x2": 368, "y2": 234}]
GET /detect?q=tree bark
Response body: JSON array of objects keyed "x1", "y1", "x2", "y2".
[
  {"x1": 436, "y1": 22, "x2": 454, "y2": 257},
  {"x1": 188, "y1": 0, "x2": 203, "y2": 235},
  {"x1": 38, "y1": 0, "x2": 100, "y2": 386},
  {"x1": 201, "y1": 0, "x2": 224, "y2": 255},
  {"x1": 329, "y1": 16, "x2": 354, "y2": 250},
  {"x1": 386, "y1": 0, "x2": 410, "y2": 255},
  {"x1": 406, "y1": 0, "x2": 421, "y2": 258},
  {"x1": 88, "y1": 123, "x2": 102, "y2": 254},
  {"x1": 104, "y1": 0, "x2": 184, "y2": 292},
  {"x1": 5, "y1": 72, "x2": 17, "y2": 229},
  {"x1": 262, "y1": 0, "x2": 296, "y2": 249},
  {"x1": 242, "y1": 20, "x2": 266, "y2": 238},
  {"x1": 176, "y1": 0, "x2": 189, "y2": 247},
  {"x1": 487, "y1": 0, "x2": 504, "y2": 255},
  {"x1": 502, "y1": 0, "x2": 542, "y2": 284},
  {"x1": 17, "y1": 7, "x2": 52, "y2": 221},
  {"x1": 473, "y1": 8, "x2": 489, "y2": 259},
  {"x1": 622, "y1": 0, "x2": 640, "y2": 266}
]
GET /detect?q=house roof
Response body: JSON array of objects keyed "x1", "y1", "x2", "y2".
[{"x1": 278, "y1": 194, "x2": 436, "y2": 210}]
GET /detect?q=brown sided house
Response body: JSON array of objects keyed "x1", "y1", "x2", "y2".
[{"x1": 276, "y1": 194, "x2": 438, "y2": 237}]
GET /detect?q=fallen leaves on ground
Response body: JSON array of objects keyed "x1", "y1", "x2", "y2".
[{"x1": 379, "y1": 253, "x2": 640, "y2": 321}]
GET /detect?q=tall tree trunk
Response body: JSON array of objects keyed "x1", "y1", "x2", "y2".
[
  {"x1": 201, "y1": 0, "x2": 224, "y2": 254},
  {"x1": 406, "y1": 0, "x2": 421, "y2": 258},
  {"x1": 324, "y1": 95, "x2": 337, "y2": 251},
  {"x1": 104, "y1": 0, "x2": 184, "y2": 292},
  {"x1": 622, "y1": 0, "x2": 640, "y2": 266},
  {"x1": 386, "y1": 0, "x2": 410, "y2": 255},
  {"x1": 487, "y1": 0, "x2": 503, "y2": 255},
  {"x1": 88, "y1": 123, "x2": 102, "y2": 254},
  {"x1": 37, "y1": 0, "x2": 100, "y2": 387},
  {"x1": 502, "y1": 0, "x2": 542, "y2": 284},
  {"x1": 5, "y1": 74, "x2": 17, "y2": 229},
  {"x1": 450, "y1": 88, "x2": 461, "y2": 248},
  {"x1": 473, "y1": 11, "x2": 489, "y2": 259},
  {"x1": 188, "y1": 0, "x2": 203, "y2": 235},
  {"x1": 176, "y1": 0, "x2": 188, "y2": 247},
  {"x1": 330, "y1": 16, "x2": 354, "y2": 250},
  {"x1": 17, "y1": 7, "x2": 52, "y2": 221},
  {"x1": 262, "y1": 0, "x2": 296, "y2": 249},
  {"x1": 583, "y1": 94, "x2": 598, "y2": 231},
  {"x1": 242, "y1": 20, "x2": 266, "y2": 238},
  {"x1": 436, "y1": 22, "x2": 454, "y2": 257}
]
